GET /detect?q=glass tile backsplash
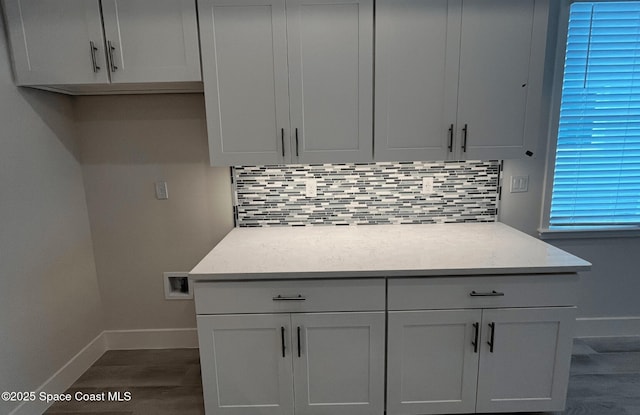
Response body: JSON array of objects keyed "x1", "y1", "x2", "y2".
[{"x1": 232, "y1": 161, "x2": 500, "y2": 227}]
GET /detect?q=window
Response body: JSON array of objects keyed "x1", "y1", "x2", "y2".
[{"x1": 550, "y1": 1, "x2": 640, "y2": 227}]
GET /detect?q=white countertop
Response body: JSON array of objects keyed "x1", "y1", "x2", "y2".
[{"x1": 189, "y1": 223, "x2": 591, "y2": 280}]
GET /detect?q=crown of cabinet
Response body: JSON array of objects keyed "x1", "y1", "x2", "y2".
[{"x1": 2, "y1": 0, "x2": 202, "y2": 94}]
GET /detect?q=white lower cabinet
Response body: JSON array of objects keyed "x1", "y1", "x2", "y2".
[
  {"x1": 197, "y1": 314, "x2": 294, "y2": 415},
  {"x1": 196, "y1": 275, "x2": 578, "y2": 415},
  {"x1": 387, "y1": 309, "x2": 481, "y2": 414},
  {"x1": 475, "y1": 307, "x2": 575, "y2": 413},
  {"x1": 197, "y1": 311, "x2": 385, "y2": 415},
  {"x1": 387, "y1": 306, "x2": 576, "y2": 415}
]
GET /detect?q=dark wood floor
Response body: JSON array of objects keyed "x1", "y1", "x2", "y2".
[{"x1": 45, "y1": 337, "x2": 640, "y2": 415}]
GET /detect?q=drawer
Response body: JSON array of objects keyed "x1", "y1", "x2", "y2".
[
  {"x1": 194, "y1": 278, "x2": 385, "y2": 314},
  {"x1": 388, "y1": 274, "x2": 580, "y2": 310}
]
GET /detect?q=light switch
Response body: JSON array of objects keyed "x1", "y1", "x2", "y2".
[
  {"x1": 510, "y1": 176, "x2": 529, "y2": 193},
  {"x1": 155, "y1": 181, "x2": 169, "y2": 200}
]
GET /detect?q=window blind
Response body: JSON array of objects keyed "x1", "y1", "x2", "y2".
[{"x1": 550, "y1": 1, "x2": 640, "y2": 226}]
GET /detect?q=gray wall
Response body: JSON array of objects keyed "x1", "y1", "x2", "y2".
[
  {"x1": 0, "y1": 18, "x2": 103, "y2": 414},
  {"x1": 77, "y1": 94, "x2": 234, "y2": 330},
  {"x1": 499, "y1": 1, "x2": 640, "y2": 320}
]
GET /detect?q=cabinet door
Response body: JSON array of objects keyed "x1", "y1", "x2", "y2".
[
  {"x1": 286, "y1": 0, "x2": 373, "y2": 163},
  {"x1": 2, "y1": 0, "x2": 108, "y2": 85},
  {"x1": 101, "y1": 0, "x2": 201, "y2": 83},
  {"x1": 291, "y1": 312, "x2": 385, "y2": 415},
  {"x1": 387, "y1": 310, "x2": 482, "y2": 415},
  {"x1": 199, "y1": 0, "x2": 291, "y2": 166},
  {"x1": 456, "y1": 0, "x2": 547, "y2": 160},
  {"x1": 374, "y1": 0, "x2": 460, "y2": 162},
  {"x1": 476, "y1": 307, "x2": 576, "y2": 413},
  {"x1": 197, "y1": 314, "x2": 294, "y2": 415}
]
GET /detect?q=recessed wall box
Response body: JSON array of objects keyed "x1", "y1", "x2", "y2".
[{"x1": 163, "y1": 272, "x2": 193, "y2": 300}]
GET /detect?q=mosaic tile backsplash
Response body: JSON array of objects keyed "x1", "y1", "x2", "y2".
[{"x1": 232, "y1": 161, "x2": 500, "y2": 227}]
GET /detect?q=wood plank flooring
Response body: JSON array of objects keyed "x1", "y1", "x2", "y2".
[{"x1": 45, "y1": 337, "x2": 640, "y2": 415}]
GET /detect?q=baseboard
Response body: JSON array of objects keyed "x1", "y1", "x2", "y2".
[
  {"x1": 8, "y1": 332, "x2": 107, "y2": 415},
  {"x1": 575, "y1": 317, "x2": 640, "y2": 338},
  {"x1": 104, "y1": 328, "x2": 198, "y2": 350}
]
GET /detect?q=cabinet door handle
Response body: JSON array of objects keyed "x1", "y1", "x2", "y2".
[
  {"x1": 281, "y1": 128, "x2": 285, "y2": 157},
  {"x1": 281, "y1": 326, "x2": 286, "y2": 357},
  {"x1": 472, "y1": 322, "x2": 479, "y2": 353},
  {"x1": 447, "y1": 124, "x2": 454, "y2": 152},
  {"x1": 272, "y1": 295, "x2": 306, "y2": 301},
  {"x1": 107, "y1": 41, "x2": 118, "y2": 72},
  {"x1": 470, "y1": 290, "x2": 504, "y2": 297},
  {"x1": 487, "y1": 322, "x2": 495, "y2": 353},
  {"x1": 462, "y1": 124, "x2": 468, "y2": 152},
  {"x1": 297, "y1": 326, "x2": 301, "y2": 357},
  {"x1": 89, "y1": 41, "x2": 100, "y2": 72},
  {"x1": 295, "y1": 128, "x2": 299, "y2": 157}
]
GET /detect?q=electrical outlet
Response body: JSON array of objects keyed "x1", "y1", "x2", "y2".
[
  {"x1": 305, "y1": 178, "x2": 317, "y2": 197},
  {"x1": 510, "y1": 175, "x2": 529, "y2": 193},
  {"x1": 422, "y1": 177, "x2": 434, "y2": 194},
  {"x1": 155, "y1": 181, "x2": 168, "y2": 200}
]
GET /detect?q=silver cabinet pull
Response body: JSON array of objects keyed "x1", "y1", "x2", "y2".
[
  {"x1": 272, "y1": 294, "x2": 306, "y2": 301},
  {"x1": 89, "y1": 41, "x2": 100, "y2": 72},
  {"x1": 447, "y1": 124, "x2": 454, "y2": 152},
  {"x1": 107, "y1": 41, "x2": 118, "y2": 72},
  {"x1": 469, "y1": 290, "x2": 505, "y2": 297},
  {"x1": 462, "y1": 124, "x2": 468, "y2": 152}
]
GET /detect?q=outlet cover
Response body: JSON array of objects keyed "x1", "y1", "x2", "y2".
[
  {"x1": 422, "y1": 177, "x2": 434, "y2": 194},
  {"x1": 305, "y1": 178, "x2": 317, "y2": 197}
]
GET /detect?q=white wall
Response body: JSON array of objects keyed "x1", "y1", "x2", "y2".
[
  {"x1": 77, "y1": 94, "x2": 234, "y2": 330},
  {"x1": 0, "y1": 18, "x2": 104, "y2": 414}
]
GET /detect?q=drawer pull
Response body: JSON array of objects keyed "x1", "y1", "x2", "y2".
[
  {"x1": 273, "y1": 295, "x2": 306, "y2": 301},
  {"x1": 488, "y1": 322, "x2": 496, "y2": 353},
  {"x1": 470, "y1": 290, "x2": 505, "y2": 297},
  {"x1": 472, "y1": 322, "x2": 479, "y2": 353}
]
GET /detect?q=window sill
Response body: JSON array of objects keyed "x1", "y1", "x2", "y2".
[{"x1": 538, "y1": 226, "x2": 640, "y2": 240}]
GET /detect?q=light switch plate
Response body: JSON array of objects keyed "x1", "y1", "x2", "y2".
[
  {"x1": 510, "y1": 175, "x2": 529, "y2": 193},
  {"x1": 155, "y1": 181, "x2": 169, "y2": 200}
]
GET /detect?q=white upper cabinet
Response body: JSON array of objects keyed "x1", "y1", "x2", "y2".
[
  {"x1": 199, "y1": 0, "x2": 373, "y2": 166},
  {"x1": 101, "y1": 0, "x2": 201, "y2": 84},
  {"x1": 2, "y1": 0, "x2": 201, "y2": 93},
  {"x1": 375, "y1": 0, "x2": 460, "y2": 162},
  {"x1": 375, "y1": 0, "x2": 549, "y2": 161},
  {"x1": 198, "y1": 0, "x2": 291, "y2": 166},
  {"x1": 287, "y1": 0, "x2": 373, "y2": 164},
  {"x1": 2, "y1": 0, "x2": 108, "y2": 85}
]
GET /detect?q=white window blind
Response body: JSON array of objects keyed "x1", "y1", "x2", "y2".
[{"x1": 550, "y1": 1, "x2": 640, "y2": 226}]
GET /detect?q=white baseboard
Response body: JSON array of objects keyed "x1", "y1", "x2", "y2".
[
  {"x1": 575, "y1": 317, "x2": 640, "y2": 338},
  {"x1": 104, "y1": 328, "x2": 198, "y2": 350},
  {"x1": 9, "y1": 332, "x2": 107, "y2": 415}
]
